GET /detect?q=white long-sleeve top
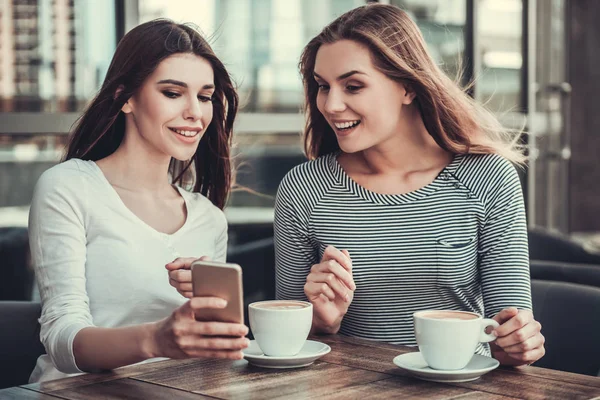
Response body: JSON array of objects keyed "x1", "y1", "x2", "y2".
[{"x1": 28, "y1": 159, "x2": 227, "y2": 383}]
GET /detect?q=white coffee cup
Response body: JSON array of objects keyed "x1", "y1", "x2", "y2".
[
  {"x1": 414, "y1": 310, "x2": 499, "y2": 370},
  {"x1": 248, "y1": 300, "x2": 313, "y2": 357}
]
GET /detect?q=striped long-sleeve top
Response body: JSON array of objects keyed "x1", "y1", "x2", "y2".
[{"x1": 274, "y1": 152, "x2": 531, "y2": 355}]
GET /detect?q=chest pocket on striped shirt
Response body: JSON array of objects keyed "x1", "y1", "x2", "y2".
[{"x1": 435, "y1": 236, "x2": 478, "y2": 287}]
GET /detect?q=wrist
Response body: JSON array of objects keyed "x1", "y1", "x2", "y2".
[
  {"x1": 312, "y1": 314, "x2": 342, "y2": 334},
  {"x1": 140, "y1": 322, "x2": 159, "y2": 359}
]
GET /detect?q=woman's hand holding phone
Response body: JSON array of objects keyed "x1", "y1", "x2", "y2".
[
  {"x1": 161, "y1": 257, "x2": 248, "y2": 359},
  {"x1": 149, "y1": 297, "x2": 249, "y2": 360},
  {"x1": 166, "y1": 256, "x2": 206, "y2": 298},
  {"x1": 304, "y1": 245, "x2": 356, "y2": 334}
]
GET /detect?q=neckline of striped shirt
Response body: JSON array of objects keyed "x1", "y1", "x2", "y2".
[{"x1": 325, "y1": 152, "x2": 466, "y2": 206}]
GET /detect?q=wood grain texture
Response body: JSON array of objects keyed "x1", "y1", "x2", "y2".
[
  {"x1": 323, "y1": 376, "x2": 521, "y2": 400},
  {"x1": 13, "y1": 334, "x2": 600, "y2": 399},
  {"x1": 0, "y1": 387, "x2": 62, "y2": 399},
  {"x1": 133, "y1": 358, "x2": 389, "y2": 399},
  {"x1": 51, "y1": 378, "x2": 213, "y2": 400},
  {"x1": 22, "y1": 358, "x2": 200, "y2": 393},
  {"x1": 315, "y1": 334, "x2": 600, "y2": 399}
]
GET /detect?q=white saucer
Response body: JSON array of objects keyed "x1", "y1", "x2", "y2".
[
  {"x1": 393, "y1": 352, "x2": 500, "y2": 383},
  {"x1": 243, "y1": 340, "x2": 331, "y2": 369}
]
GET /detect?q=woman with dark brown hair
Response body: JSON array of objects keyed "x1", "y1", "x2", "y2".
[
  {"x1": 28, "y1": 19, "x2": 248, "y2": 383},
  {"x1": 275, "y1": 3, "x2": 545, "y2": 367}
]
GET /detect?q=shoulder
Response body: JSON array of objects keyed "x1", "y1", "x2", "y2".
[
  {"x1": 29, "y1": 160, "x2": 97, "y2": 226},
  {"x1": 455, "y1": 153, "x2": 521, "y2": 192},
  {"x1": 457, "y1": 153, "x2": 518, "y2": 179},
  {"x1": 453, "y1": 154, "x2": 525, "y2": 214},
  {"x1": 278, "y1": 154, "x2": 336, "y2": 196},
  {"x1": 34, "y1": 159, "x2": 97, "y2": 197}
]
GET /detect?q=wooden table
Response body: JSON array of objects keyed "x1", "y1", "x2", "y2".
[{"x1": 2, "y1": 335, "x2": 600, "y2": 399}]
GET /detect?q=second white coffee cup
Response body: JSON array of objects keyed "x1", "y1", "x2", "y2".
[
  {"x1": 414, "y1": 310, "x2": 499, "y2": 370},
  {"x1": 249, "y1": 300, "x2": 313, "y2": 357}
]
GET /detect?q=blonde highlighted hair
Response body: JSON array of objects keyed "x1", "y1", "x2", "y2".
[{"x1": 299, "y1": 3, "x2": 525, "y2": 164}]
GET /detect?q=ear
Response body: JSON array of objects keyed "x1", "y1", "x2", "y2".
[
  {"x1": 114, "y1": 85, "x2": 133, "y2": 114},
  {"x1": 402, "y1": 85, "x2": 417, "y2": 105}
]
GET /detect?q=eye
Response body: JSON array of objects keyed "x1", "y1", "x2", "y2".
[
  {"x1": 346, "y1": 85, "x2": 362, "y2": 93},
  {"x1": 317, "y1": 84, "x2": 330, "y2": 92},
  {"x1": 198, "y1": 95, "x2": 213, "y2": 103},
  {"x1": 162, "y1": 91, "x2": 180, "y2": 99}
]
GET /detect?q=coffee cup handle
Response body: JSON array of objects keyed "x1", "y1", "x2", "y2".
[{"x1": 479, "y1": 319, "x2": 500, "y2": 343}]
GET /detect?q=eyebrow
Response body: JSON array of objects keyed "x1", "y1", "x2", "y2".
[
  {"x1": 313, "y1": 70, "x2": 366, "y2": 81},
  {"x1": 157, "y1": 79, "x2": 215, "y2": 90}
]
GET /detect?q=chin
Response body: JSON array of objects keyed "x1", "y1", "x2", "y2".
[
  {"x1": 171, "y1": 153, "x2": 196, "y2": 162},
  {"x1": 338, "y1": 141, "x2": 368, "y2": 154},
  {"x1": 169, "y1": 147, "x2": 198, "y2": 162}
]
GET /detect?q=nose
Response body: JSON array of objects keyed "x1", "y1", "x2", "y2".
[
  {"x1": 183, "y1": 97, "x2": 203, "y2": 121},
  {"x1": 323, "y1": 89, "x2": 346, "y2": 114}
]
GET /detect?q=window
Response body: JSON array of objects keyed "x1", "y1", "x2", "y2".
[
  {"x1": 138, "y1": 0, "x2": 366, "y2": 209},
  {"x1": 477, "y1": 0, "x2": 523, "y2": 113},
  {"x1": 0, "y1": 0, "x2": 116, "y2": 112},
  {"x1": 391, "y1": 0, "x2": 466, "y2": 80}
]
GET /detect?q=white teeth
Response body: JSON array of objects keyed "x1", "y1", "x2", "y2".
[
  {"x1": 172, "y1": 128, "x2": 201, "y2": 137},
  {"x1": 334, "y1": 120, "x2": 360, "y2": 129}
]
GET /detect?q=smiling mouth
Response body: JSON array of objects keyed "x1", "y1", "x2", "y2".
[
  {"x1": 333, "y1": 120, "x2": 361, "y2": 131},
  {"x1": 168, "y1": 128, "x2": 201, "y2": 138}
]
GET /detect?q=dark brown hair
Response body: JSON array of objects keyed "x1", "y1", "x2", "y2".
[
  {"x1": 299, "y1": 3, "x2": 524, "y2": 163},
  {"x1": 64, "y1": 19, "x2": 238, "y2": 209}
]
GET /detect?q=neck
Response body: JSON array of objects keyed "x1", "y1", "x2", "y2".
[
  {"x1": 358, "y1": 107, "x2": 451, "y2": 175},
  {"x1": 97, "y1": 130, "x2": 173, "y2": 195}
]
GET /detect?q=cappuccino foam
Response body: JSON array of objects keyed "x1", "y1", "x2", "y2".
[
  {"x1": 418, "y1": 311, "x2": 478, "y2": 321},
  {"x1": 253, "y1": 301, "x2": 309, "y2": 310}
]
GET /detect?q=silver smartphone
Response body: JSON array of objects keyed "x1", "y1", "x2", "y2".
[{"x1": 191, "y1": 260, "x2": 244, "y2": 324}]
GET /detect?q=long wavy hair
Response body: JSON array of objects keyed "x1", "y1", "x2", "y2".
[
  {"x1": 299, "y1": 3, "x2": 525, "y2": 164},
  {"x1": 64, "y1": 19, "x2": 238, "y2": 209}
]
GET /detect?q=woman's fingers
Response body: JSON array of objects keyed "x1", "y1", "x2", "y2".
[
  {"x1": 187, "y1": 349, "x2": 245, "y2": 360},
  {"x1": 166, "y1": 255, "x2": 211, "y2": 271},
  {"x1": 322, "y1": 245, "x2": 352, "y2": 272},
  {"x1": 191, "y1": 321, "x2": 249, "y2": 337},
  {"x1": 501, "y1": 332, "x2": 545, "y2": 354},
  {"x1": 176, "y1": 297, "x2": 226, "y2": 319},
  {"x1": 169, "y1": 277, "x2": 192, "y2": 291},
  {"x1": 495, "y1": 320, "x2": 542, "y2": 349},
  {"x1": 312, "y1": 260, "x2": 355, "y2": 290},
  {"x1": 168, "y1": 268, "x2": 192, "y2": 296},
  {"x1": 177, "y1": 337, "x2": 247, "y2": 359},
  {"x1": 169, "y1": 269, "x2": 192, "y2": 283},
  {"x1": 506, "y1": 345, "x2": 546, "y2": 364},
  {"x1": 307, "y1": 272, "x2": 351, "y2": 300},
  {"x1": 305, "y1": 281, "x2": 336, "y2": 301},
  {"x1": 167, "y1": 256, "x2": 212, "y2": 298},
  {"x1": 181, "y1": 336, "x2": 250, "y2": 351},
  {"x1": 165, "y1": 257, "x2": 197, "y2": 271}
]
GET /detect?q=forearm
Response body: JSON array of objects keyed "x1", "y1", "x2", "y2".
[{"x1": 73, "y1": 323, "x2": 157, "y2": 372}]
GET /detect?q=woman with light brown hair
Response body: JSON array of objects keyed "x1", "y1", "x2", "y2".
[{"x1": 274, "y1": 3, "x2": 544, "y2": 366}]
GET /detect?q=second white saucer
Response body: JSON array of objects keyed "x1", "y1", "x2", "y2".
[
  {"x1": 243, "y1": 340, "x2": 331, "y2": 369},
  {"x1": 393, "y1": 352, "x2": 500, "y2": 383}
]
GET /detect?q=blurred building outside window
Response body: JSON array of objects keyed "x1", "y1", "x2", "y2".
[
  {"x1": 0, "y1": 0, "x2": 549, "y2": 232},
  {"x1": 0, "y1": 0, "x2": 116, "y2": 112},
  {"x1": 477, "y1": 0, "x2": 523, "y2": 113},
  {"x1": 0, "y1": 0, "x2": 116, "y2": 228}
]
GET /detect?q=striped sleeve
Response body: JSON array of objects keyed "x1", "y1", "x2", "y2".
[
  {"x1": 478, "y1": 160, "x2": 532, "y2": 318},
  {"x1": 273, "y1": 170, "x2": 318, "y2": 302}
]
